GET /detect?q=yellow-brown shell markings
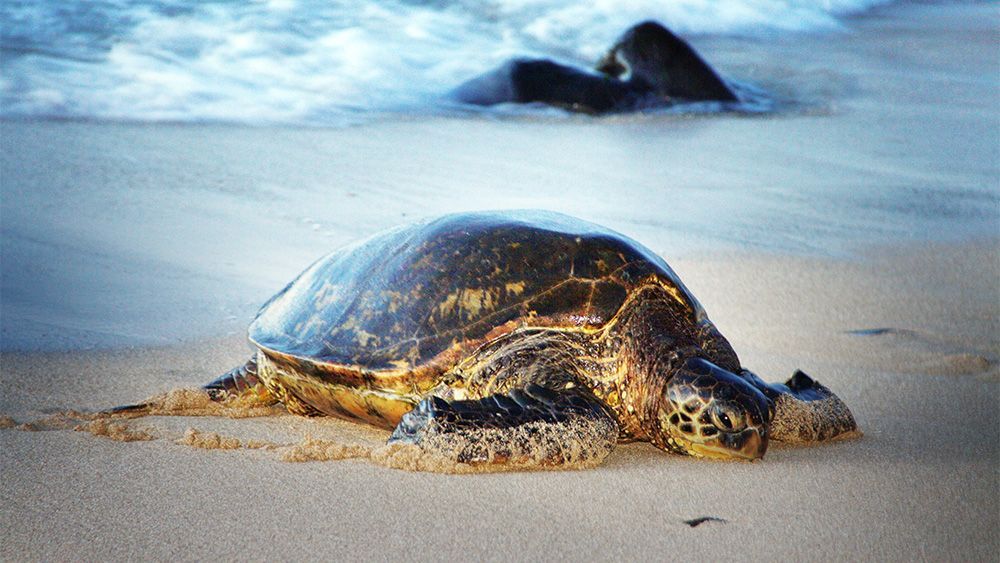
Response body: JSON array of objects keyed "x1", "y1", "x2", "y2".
[{"x1": 246, "y1": 212, "x2": 709, "y2": 425}]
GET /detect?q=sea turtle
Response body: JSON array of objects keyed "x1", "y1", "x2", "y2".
[{"x1": 120, "y1": 211, "x2": 857, "y2": 468}]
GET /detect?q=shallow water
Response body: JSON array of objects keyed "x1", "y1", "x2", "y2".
[{"x1": 2, "y1": 0, "x2": 893, "y2": 124}]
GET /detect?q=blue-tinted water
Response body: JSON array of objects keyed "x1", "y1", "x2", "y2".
[{"x1": 1, "y1": 0, "x2": 893, "y2": 124}]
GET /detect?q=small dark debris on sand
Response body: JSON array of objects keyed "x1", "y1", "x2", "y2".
[
  {"x1": 845, "y1": 327, "x2": 911, "y2": 337},
  {"x1": 684, "y1": 516, "x2": 727, "y2": 527}
]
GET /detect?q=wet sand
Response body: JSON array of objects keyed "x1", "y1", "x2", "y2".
[{"x1": 1, "y1": 1, "x2": 998, "y2": 560}]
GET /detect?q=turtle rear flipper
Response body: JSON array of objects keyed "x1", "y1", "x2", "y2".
[
  {"x1": 203, "y1": 357, "x2": 274, "y2": 404},
  {"x1": 388, "y1": 384, "x2": 619, "y2": 469},
  {"x1": 742, "y1": 369, "x2": 859, "y2": 443},
  {"x1": 108, "y1": 357, "x2": 277, "y2": 416}
]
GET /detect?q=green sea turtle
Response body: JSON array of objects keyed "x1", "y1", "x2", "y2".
[{"x1": 120, "y1": 211, "x2": 857, "y2": 468}]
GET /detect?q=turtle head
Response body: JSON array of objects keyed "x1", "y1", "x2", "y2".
[{"x1": 652, "y1": 357, "x2": 772, "y2": 460}]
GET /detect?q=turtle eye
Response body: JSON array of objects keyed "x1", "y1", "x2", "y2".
[{"x1": 711, "y1": 406, "x2": 745, "y2": 432}]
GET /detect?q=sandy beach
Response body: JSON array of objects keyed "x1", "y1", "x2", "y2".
[
  {"x1": 1, "y1": 1, "x2": 998, "y2": 561},
  {"x1": 2, "y1": 240, "x2": 996, "y2": 561}
]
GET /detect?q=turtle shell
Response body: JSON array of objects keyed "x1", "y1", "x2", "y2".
[{"x1": 249, "y1": 210, "x2": 705, "y2": 372}]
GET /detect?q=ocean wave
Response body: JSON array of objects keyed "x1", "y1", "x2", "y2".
[{"x1": 1, "y1": 0, "x2": 893, "y2": 124}]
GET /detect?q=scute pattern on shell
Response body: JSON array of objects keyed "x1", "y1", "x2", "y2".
[{"x1": 249, "y1": 211, "x2": 705, "y2": 372}]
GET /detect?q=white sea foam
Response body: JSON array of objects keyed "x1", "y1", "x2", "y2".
[{"x1": 1, "y1": 0, "x2": 894, "y2": 124}]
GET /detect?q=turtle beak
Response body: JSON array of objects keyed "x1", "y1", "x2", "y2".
[
  {"x1": 689, "y1": 428, "x2": 768, "y2": 461},
  {"x1": 733, "y1": 428, "x2": 768, "y2": 460}
]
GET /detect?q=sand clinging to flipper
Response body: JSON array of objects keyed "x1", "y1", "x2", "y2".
[{"x1": 112, "y1": 387, "x2": 284, "y2": 419}]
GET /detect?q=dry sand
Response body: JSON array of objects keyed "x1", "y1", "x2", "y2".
[{"x1": 1, "y1": 1, "x2": 998, "y2": 561}]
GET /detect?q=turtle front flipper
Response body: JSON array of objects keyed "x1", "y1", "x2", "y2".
[
  {"x1": 741, "y1": 369, "x2": 859, "y2": 443},
  {"x1": 388, "y1": 384, "x2": 619, "y2": 470}
]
